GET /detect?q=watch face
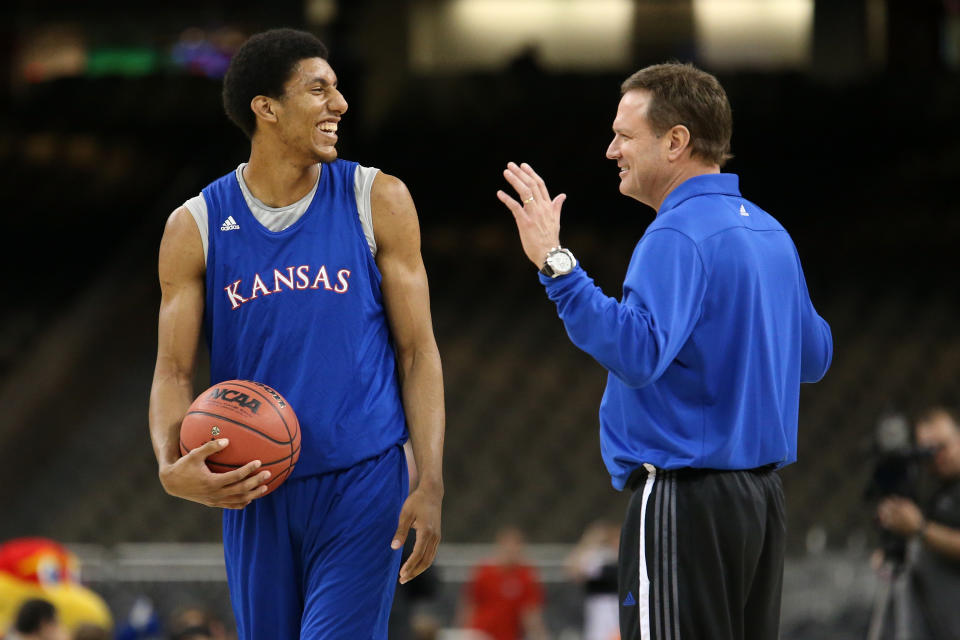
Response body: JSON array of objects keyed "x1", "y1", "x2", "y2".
[{"x1": 548, "y1": 251, "x2": 574, "y2": 273}]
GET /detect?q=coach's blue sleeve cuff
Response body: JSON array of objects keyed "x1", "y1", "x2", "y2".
[{"x1": 538, "y1": 264, "x2": 588, "y2": 290}]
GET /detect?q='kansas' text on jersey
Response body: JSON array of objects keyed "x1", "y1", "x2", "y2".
[{"x1": 202, "y1": 160, "x2": 407, "y2": 478}]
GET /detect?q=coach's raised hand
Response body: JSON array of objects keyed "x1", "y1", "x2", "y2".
[
  {"x1": 496, "y1": 162, "x2": 567, "y2": 269},
  {"x1": 159, "y1": 439, "x2": 271, "y2": 510}
]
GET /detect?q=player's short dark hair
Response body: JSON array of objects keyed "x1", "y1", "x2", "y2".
[
  {"x1": 621, "y1": 62, "x2": 733, "y2": 167},
  {"x1": 14, "y1": 598, "x2": 57, "y2": 634},
  {"x1": 222, "y1": 28, "x2": 329, "y2": 138}
]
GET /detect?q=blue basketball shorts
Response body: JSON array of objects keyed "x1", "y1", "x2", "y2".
[{"x1": 222, "y1": 444, "x2": 408, "y2": 639}]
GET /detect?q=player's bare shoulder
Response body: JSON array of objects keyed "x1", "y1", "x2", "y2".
[
  {"x1": 159, "y1": 206, "x2": 206, "y2": 284},
  {"x1": 370, "y1": 172, "x2": 420, "y2": 253}
]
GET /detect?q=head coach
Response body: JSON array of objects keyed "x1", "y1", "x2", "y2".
[{"x1": 496, "y1": 62, "x2": 833, "y2": 640}]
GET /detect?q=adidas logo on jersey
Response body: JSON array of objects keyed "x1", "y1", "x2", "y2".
[
  {"x1": 220, "y1": 215, "x2": 240, "y2": 231},
  {"x1": 739, "y1": 204, "x2": 749, "y2": 217}
]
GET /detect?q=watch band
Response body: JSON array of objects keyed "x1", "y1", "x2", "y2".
[
  {"x1": 540, "y1": 247, "x2": 575, "y2": 278},
  {"x1": 540, "y1": 246, "x2": 560, "y2": 277}
]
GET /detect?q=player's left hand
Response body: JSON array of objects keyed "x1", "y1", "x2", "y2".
[
  {"x1": 877, "y1": 496, "x2": 925, "y2": 537},
  {"x1": 391, "y1": 485, "x2": 442, "y2": 584},
  {"x1": 497, "y1": 162, "x2": 567, "y2": 270}
]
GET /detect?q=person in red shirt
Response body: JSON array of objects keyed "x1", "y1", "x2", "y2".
[{"x1": 458, "y1": 527, "x2": 548, "y2": 640}]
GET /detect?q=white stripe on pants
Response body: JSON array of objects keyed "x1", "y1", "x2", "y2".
[{"x1": 637, "y1": 463, "x2": 657, "y2": 640}]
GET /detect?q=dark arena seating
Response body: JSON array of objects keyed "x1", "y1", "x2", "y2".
[{"x1": 2, "y1": 65, "x2": 959, "y2": 546}]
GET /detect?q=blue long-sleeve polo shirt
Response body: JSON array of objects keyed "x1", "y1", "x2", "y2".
[{"x1": 541, "y1": 173, "x2": 832, "y2": 490}]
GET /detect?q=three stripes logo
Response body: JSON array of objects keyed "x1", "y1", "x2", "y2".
[
  {"x1": 220, "y1": 215, "x2": 240, "y2": 231},
  {"x1": 622, "y1": 592, "x2": 637, "y2": 607}
]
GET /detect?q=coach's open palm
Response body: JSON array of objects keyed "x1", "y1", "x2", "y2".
[
  {"x1": 496, "y1": 162, "x2": 567, "y2": 269},
  {"x1": 391, "y1": 485, "x2": 442, "y2": 584}
]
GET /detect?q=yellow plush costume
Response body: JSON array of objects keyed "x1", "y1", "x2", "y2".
[{"x1": 0, "y1": 538, "x2": 111, "y2": 633}]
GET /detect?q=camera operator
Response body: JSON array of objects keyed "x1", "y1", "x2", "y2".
[{"x1": 876, "y1": 407, "x2": 960, "y2": 639}]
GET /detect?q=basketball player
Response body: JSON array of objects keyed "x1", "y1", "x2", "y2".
[
  {"x1": 148, "y1": 29, "x2": 444, "y2": 639},
  {"x1": 497, "y1": 63, "x2": 832, "y2": 639}
]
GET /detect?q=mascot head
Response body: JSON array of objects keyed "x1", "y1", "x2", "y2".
[{"x1": 0, "y1": 538, "x2": 111, "y2": 633}]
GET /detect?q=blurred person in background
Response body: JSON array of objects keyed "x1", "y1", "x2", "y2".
[
  {"x1": 566, "y1": 521, "x2": 620, "y2": 640},
  {"x1": 113, "y1": 596, "x2": 160, "y2": 640},
  {"x1": 166, "y1": 606, "x2": 228, "y2": 640},
  {"x1": 70, "y1": 625, "x2": 109, "y2": 640},
  {"x1": 148, "y1": 27, "x2": 444, "y2": 640},
  {"x1": 6, "y1": 599, "x2": 66, "y2": 640},
  {"x1": 497, "y1": 62, "x2": 832, "y2": 640},
  {"x1": 875, "y1": 407, "x2": 960, "y2": 639},
  {"x1": 457, "y1": 527, "x2": 548, "y2": 640}
]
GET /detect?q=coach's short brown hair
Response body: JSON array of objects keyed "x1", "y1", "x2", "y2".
[{"x1": 621, "y1": 63, "x2": 733, "y2": 167}]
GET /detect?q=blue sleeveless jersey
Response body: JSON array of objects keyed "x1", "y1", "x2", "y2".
[{"x1": 201, "y1": 160, "x2": 407, "y2": 478}]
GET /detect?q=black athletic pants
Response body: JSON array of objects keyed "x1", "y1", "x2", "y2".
[{"x1": 618, "y1": 464, "x2": 786, "y2": 640}]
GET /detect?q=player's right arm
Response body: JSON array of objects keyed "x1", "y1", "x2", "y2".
[{"x1": 149, "y1": 206, "x2": 269, "y2": 509}]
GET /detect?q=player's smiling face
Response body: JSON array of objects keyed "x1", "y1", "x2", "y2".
[
  {"x1": 275, "y1": 57, "x2": 348, "y2": 164},
  {"x1": 605, "y1": 90, "x2": 671, "y2": 207}
]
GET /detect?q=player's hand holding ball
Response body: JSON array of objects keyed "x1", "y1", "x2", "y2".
[
  {"x1": 160, "y1": 438, "x2": 269, "y2": 510},
  {"x1": 161, "y1": 380, "x2": 300, "y2": 509}
]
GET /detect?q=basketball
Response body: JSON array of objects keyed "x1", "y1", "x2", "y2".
[{"x1": 179, "y1": 380, "x2": 300, "y2": 495}]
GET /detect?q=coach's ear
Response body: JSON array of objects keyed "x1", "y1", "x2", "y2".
[
  {"x1": 665, "y1": 124, "x2": 692, "y2": 162},
  {"x1": 251, "y1": 95, "x2": 279, "y2": 125}
]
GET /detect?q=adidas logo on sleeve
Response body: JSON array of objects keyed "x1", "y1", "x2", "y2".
[{"x1": 220, "y1": 215, "x2": 240, "y2": 231}]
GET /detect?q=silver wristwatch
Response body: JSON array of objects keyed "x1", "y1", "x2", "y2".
[{"x1": 540, "y1": 247, "x2": 577, "y2": 278}]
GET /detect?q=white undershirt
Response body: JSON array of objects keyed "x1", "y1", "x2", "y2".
[{"x1": 182, "y1": 162, "x2": 379, "y2": 263}]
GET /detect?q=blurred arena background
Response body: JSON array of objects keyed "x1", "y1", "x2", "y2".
[{"x1": 1, "y1": 0, "x2": 958, "y2": 638}]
